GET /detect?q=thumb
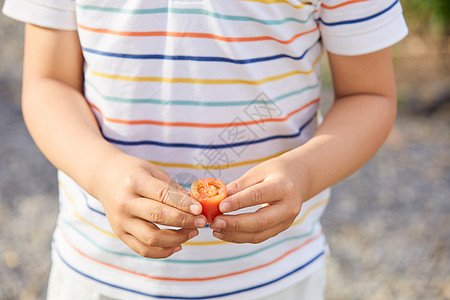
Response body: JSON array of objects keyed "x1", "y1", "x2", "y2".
[
  {"x1": 224, "y1": 168, "x2": 264, "y2": 201},
  {"x1": 141, "y1": 165, "x2": 202, "y2": 214}
]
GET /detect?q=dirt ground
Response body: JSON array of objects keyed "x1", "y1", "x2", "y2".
[{"x1": 0, "y1": 4, "x2": 449, "y2": 300}]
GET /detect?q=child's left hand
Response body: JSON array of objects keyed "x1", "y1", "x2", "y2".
[{"x1": 209, "y1": 156, "x2": 305, "y2": 243}]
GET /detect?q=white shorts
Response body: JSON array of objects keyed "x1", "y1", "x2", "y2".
[{"x1": 47, "y1": 263, "x2": 326, "y2": 300}]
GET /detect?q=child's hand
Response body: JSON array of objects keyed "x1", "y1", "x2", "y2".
[
  {"x1": 209, "y1": 157, "x2": 304, "y2": 244},
  {"x1": 94, "y1": 153, "x2": 206, "y2": 258}
]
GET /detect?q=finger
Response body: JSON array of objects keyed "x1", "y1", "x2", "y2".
[
  {"x1": 120, "y1": 232, "x2": 183, "y2": 259},
  {"x1": 129, "y1": 197, "x2": 207, "y2": 228},
  {"x1": 213, "y1": 220, "x2": 292, "y2": 244},
  {"x1": 133, "y1": 173, "x2": 202, "y2": 215},
  {"x1": 123, "y1": 218, "x2": 199, "y2": 248},
  {"x1": 219, "y1": 180, "x2": 286, "y2": 213},
  {"x1": 210, "y1": 205, "x2": 285, "y2": 233},
  {"x1": 226, "y1": 170, "x2": 263, "y2": 196}
]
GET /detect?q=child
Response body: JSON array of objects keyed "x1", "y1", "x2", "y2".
[{"x1": 3, "y1": 0, "x2": 408, "y2": 299}]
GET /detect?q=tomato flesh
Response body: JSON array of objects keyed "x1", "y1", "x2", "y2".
[{"x1": 190, "y1": 178, "x2": 227, "y2": 223}]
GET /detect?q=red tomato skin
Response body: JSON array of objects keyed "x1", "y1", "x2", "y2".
[
  {"x1": 190, "y1": 178, "x2": 227, "y2": 224},
  {"x1": 200, "y1": 199, "x2": 223, "y2": 224}
]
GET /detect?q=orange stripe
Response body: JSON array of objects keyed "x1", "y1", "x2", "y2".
[
  {"x1": 89, "y1": 98, "x2": 319, "y2": 128},
  {"x1": 78, "y1": 24, "x2": 318, "y2": 44},
  {"x1": 321, "y1": 0, "x2": 369, "y2": 9},
  {"x1": 62, "y1": 228, "x2": 322, "y2": 282}
]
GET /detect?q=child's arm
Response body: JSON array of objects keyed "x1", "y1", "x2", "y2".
[
  {"x1": 209, "y1": 48, "x2": 397, "y2": 243},
  {"x1": 22, "y1": 24, "x2": 205, "y2": 257}
]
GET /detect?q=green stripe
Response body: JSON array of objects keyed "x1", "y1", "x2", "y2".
[
  {"x1": 63, "y1": 219, "x2": 319, "y2": 264},
  {"x1": 76, "y1": 4, "x2": 313, "y2": 25},
  {"x1": 85, "y1": 79, "x2": 320, "y2": 107},
  {"x1": 180, "y1": 183, "x2": 191, "y2": 189}
]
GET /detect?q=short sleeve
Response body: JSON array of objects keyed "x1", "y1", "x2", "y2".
[
  {"x1": 2, "y1": 0, "x2": 76, "y2": 30},
  {"x1": 316, "y1": 0, "x2": 408, "y2": 55}
]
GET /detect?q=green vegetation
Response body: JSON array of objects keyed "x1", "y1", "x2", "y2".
[{"x1": 402, "y1": 0, "x2": 450, "y2": 34}]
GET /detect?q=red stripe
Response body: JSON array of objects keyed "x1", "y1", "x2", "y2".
[
  {"x1": 78, "y1": 24, "x2": 318, "y2": 44},
  {"x1": 89, "y1": 98, "x2": 319, "y2": 128},
  {"x1": 321, "y1": 0, "x2": 369, "y2": 9}
]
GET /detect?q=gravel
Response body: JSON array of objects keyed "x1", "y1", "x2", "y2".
[{"x1": 1, "y1": 5, "x2": 449, "y2": 300}]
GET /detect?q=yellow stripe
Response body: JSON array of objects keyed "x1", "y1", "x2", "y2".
[
  {"x1": 149, "y1": 150, "x2": 287, "y2": 170},
  {"x1": 90, "y1": 56, "x2": 320, "y2": 85},
  {"x1": 184, "y1": 239, "x2": 228, "y2": 246},
  {"x1": 59, "y1": 182, "x2": 117, "y2": 238},
  {"x1": 92, "y1": 69, "x2": 311, "y2": 85},
  {"x1": 240, "y1": 0, "x2": 308, "y2": 9},
  {"x1": 291, "y1": 196, "x2": 329, "y2": 227}
]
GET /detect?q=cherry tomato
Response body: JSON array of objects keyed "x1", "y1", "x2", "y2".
[{"x1": 190, "y1": 178, "x2": 227, "y2": 223}]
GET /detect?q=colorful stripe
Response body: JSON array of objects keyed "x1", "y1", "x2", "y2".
[
  {"x1": 91, "y1": 68, "x2": 315, "y2": 85},
  {"x1": 79, "y1": 0, "x2": 399, "y2": 30},
  {"x1": 55, "y1": 245, "x2": 324, "y2": 299},
  {"x1": 240, "y1": 0, "x2": 308, "y2": 9},
  {"x1": 292, "y1": 197, "x2": 329, "y2": 226},
  {"x1": 321, "y1": 0, "x2": 369, "y2": 9},
  {"x1": 89, "y1": 98, "x2": 318, "y2": 128},
  {"x1": 90, "y1": 54, "x2": 320, "y2": 85},
  {"x1": 63, "y1": 218, "x2": 322, "y2": 264},
  {"x1": 77, "y1": 4, "x2": 314, "y2": 25},
  {"x1": 79, "y1": 24, "x2": 318, "y2": 44},
  {"x1": 61, "y1": 227, "x2": 323, "y2": 281},
  {"x1": 85, "y1": 79, "x2": 320, "y2": 107},
  {"x1": 149, "y1": 150, "x2": 287, "y2": 171},
  {"x1": 101, "y1": 113, "x2": 316, "y2": 149},
  {"x1": 85, "y1": 197, "x2": 106, "y2": 217},
  {"x1": 318, "y1": 0, "x2": 399, "y2": 26},
  {"x1": 77, "y1": 0, "x2": 370, "y2": 16},
  {"x1": 82, "y1": 39, "x2": 319, "y2": 63}
]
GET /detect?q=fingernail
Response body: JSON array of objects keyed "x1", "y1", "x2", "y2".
[
  {"x1": 194, "y1": 217, "x2": 206, "y2": 228},
  {"x1": 213, "y1": 219, "x2": 226, "y2": 229},
  {"x1": 219, "y1": 201, "x2": 230, "y2": 213},
  {"x1": 213, "y1": 232, "x2": 223, "y2": 239},
  {"x1": 173, "y1": 246, "x2": 182, "y2": 253},
  {"x1": 190, "y1": 204, "x2": 202, "y2": 215},
  {"x1": 188, "y1": 230, "x2": 199, "y2": 239}
]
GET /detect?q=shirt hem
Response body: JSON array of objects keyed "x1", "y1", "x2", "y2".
[{"x1": 322, "y1": 12, "x2": 408, "y2": 56}]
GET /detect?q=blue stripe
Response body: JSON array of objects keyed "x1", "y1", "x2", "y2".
[
  {"x1": 55, "y1": 245, "x2": 324, "y2": 299},
  {"x1": 102, "y1": 114, "x2": 316, "y2": 149},
  {"x1": 78, "y1": 186, "x2": 106, "y2": 216},
  {"x1": 87, "y1": 203, "x2": 106, "y2": 216},
  {"x1": 82, "y1": 40, "x2": 319, "y2": 64},
  {"x1": 318, "y1": 0, "x2": 399, "y2": 26}
]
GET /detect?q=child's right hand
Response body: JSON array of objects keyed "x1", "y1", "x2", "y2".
[{"x1": 92, "y1": 152, "x2": 206, "y2": 259}]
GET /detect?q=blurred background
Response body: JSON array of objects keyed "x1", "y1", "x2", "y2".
[{"x1": 0, "y1": 1, "x2": 449, "y2": 299}]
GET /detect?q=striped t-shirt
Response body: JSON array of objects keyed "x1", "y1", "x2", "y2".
[{"x1": 3, "y1": 0, "x2": 408, "y2": 299}]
